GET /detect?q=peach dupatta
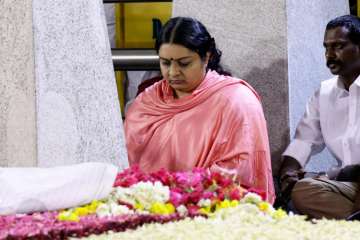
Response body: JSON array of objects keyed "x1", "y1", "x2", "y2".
[{"x1": 125, "y1": 71, "x2": 275, "y2": 203}]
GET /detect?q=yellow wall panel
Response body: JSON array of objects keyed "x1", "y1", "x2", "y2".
[
  {"x1": 114, "y1": 3, "x2": 171, "y2": 114},
  {"x1": 124, "y1": 3, "x2": 172, "y2": 48}
]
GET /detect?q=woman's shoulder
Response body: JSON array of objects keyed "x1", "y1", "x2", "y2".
[
  {"x1": 136, "y1": 79, "x2": 167, "y2": 100},
  {"x1": 216, "y1": 75, "x2": 260, "y2": 104},
  {"x1": 136, "y1": 76, "x2": 163, "y2": 96}
]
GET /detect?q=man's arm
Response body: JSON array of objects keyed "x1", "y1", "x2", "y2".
[
  {"x1": 279, "y1": 156, "x2": 304, "y2": 200},
  {"x1": 279, "y1": 90, "x2": 325, "y2": 199}
]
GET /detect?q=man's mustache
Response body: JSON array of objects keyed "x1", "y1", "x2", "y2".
[{"x1": 326, "y1": 60, "x2": 342, "y2": 67}]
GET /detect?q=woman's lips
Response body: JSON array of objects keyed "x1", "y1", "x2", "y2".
[{"x1": 169, "y1": 80, "x2": 185, "y2": 84}]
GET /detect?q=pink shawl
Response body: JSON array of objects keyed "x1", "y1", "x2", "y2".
[{"x1": 125, "y1": 71, "x2": 275, "y2": 203}]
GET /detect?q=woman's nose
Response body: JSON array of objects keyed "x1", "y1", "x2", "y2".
[{"x1": 169, "y1": 63, "x2": 180, "y2": 76}]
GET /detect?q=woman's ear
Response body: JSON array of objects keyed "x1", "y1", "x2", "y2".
[
  {"x1": 205, "y1": 52, "x2": 211, "y2": 64},
  {"x1": 203, "y1": 52, "x2": 211, "y2": 69}
]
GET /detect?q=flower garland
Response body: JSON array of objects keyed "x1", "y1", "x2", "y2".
[{"x1": 0, "y1": 166, "x2": 258, "y2": 239}]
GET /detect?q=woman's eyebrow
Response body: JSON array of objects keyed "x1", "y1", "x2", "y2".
[{"x1": 159, "y1": 56, "x2": 192, "y2": 61}]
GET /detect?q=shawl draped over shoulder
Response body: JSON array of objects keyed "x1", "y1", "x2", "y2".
[{"x1": 125, "y1": 71, "x2": 275, "y2": 203}]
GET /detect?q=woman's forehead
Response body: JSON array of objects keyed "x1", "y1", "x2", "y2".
[{"x1": 159, "y1": 43, "x2": 197, "y2": 59}]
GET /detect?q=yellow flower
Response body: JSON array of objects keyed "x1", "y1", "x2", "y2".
[
  {"x1": 258, "y1": 202, "x2": 271, "y2": 212},
  {"x1": 134, "y1": 202, "x2": 145, "y2": 211},
  {"x1": 150, "y1": 202, "x2": 175, "y2": 215},
  {"x1": 57, "y1": 210, "x2": 80, "y2": 222},
  {"x1": 272, "y1": 208, "x2": 287, "y2": 220},
  {"x1": 88, "y1": 200, "x2": 101, "y2": 213},
  {"x1": 73, "y1": 207, "x2": 89, "y2": 216},
  {"x1": 165, "y1": 203, "x2": 175, "y2": 214},
  {"x1": 216, "y1": 199, "x2": 231, "y2": 211},
  {"x1": 199, "y1": 205, "x2": 212, "y2": 215},
  {"x1": 230, "y1": 200, "x2": 239, "y2": 207}
]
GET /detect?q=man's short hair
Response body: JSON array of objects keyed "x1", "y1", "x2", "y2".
[{"x1": 326, "y1": 15, "x2": 360, "y2": 45}]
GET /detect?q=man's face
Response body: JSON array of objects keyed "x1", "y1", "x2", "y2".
[{"x1": 324, "y1": 26, "x2": 360, "y2": 78}]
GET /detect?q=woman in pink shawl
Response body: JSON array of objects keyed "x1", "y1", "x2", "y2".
[{"x1": 125, "y1": 17, "x2": 275, "y2": 203}]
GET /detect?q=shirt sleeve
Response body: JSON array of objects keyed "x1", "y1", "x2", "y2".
[{"x1": 283, "y1": 89, "x2": 325, "y2": 167}]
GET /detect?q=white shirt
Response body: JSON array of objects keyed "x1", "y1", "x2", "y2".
[{"x1": 283, "y1": 75, "x2": 360, "y2": 167}]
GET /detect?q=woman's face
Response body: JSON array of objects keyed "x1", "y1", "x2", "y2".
[{"x1": 159, "y1": 43, "x2": 209, "y2": 98}]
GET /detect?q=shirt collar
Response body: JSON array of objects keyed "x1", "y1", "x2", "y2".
[
  {"x1": 354, "y1": 75, "x2": 360, "y2": 87},
  {"x1": 335, "y1": 77, "x2": 346, "y2": 90},
  {"x1": 335, "y1": 75, "x2": 360, "y2": 89}
]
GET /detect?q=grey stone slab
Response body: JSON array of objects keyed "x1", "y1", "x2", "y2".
[
  {"x1": 173, "y1": 0, "x2": 349, "y2": 173},
  {"x1": 173, "y1": 0, "x2": 288, "y2": 173},
  {"x1": 0, "y1": 0, "x2": 37, "y2": 167},
  {"x1": 33, "y1": 0, "x2": 128, "y2": 168}
]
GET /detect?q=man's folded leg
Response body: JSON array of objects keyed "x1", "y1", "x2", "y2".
[{"x1": 291, "y1": 178, "x2": 358, "y2": 219}]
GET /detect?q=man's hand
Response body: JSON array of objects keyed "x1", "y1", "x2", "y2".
[
  {"x1": 279, "y1": 156, "x2": 303, "y2": 201},
  {"x1": 336, "y1": 165, "x2": 360, "y2": 182}
]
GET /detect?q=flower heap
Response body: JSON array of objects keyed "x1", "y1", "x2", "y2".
[
  {"x1": 79, "y1": 196, "x2": 360, "y2": 240},
  {"x1": 0, "y1": 166, "x2": 268, "y2": 240},
  {"x1": 60, "y1": 166, "x2": 256, "y2": 220},
  {"x1": 108, "y1": 166, "x2": 253, "y2": 217}
]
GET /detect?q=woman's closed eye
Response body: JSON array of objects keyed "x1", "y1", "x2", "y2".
[
  {"x1": 160, "y1": 60, "x2": 171, "y2": 67},
  {"x1": 178, "y1": 61, "x2": 191, "y2": 68}
]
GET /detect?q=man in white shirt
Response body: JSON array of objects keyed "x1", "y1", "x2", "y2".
[{"x1": 279, "y1": 15, "x2": 360, "y2": 219}]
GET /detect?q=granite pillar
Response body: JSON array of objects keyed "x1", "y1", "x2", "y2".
[
  {"x1": 0, "y1": 0, "x2": 37, "y2": 167},
  {"x1": 173, "y1": 0, "x2": 349, "y2": 173},
  {"x1": 1, "y1": 0, "x2": 128, "y2": 168}
]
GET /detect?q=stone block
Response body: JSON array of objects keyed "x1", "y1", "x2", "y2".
[
  {"x1": 173, "y1": 0, "x2": 349, "y2": 173},
  {"x1": 0, "y1": 0, "x2": 37, "y2": 167},
  {"x1": 0, "y1": 0, "x2": 128, "y2": 168}
]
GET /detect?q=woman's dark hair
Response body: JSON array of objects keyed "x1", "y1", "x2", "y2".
[
  {"x1": 326, "y1": 15, "x2": 360, "y2": 45},
  {"x1": 155, "y1": 17, "x2": 230, "y2": 76}
]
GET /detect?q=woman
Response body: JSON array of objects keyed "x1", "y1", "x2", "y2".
[{"x1": 125, "y1": 17, "x2": 275, "y2": 203}]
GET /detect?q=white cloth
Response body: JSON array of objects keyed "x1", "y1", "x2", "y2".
[
  {"x1": 283, "y1": 76, "x2": 360, "y2": 167},
  {"x1": 0, "y1": 162, "x2": 118, "y2": 215}
]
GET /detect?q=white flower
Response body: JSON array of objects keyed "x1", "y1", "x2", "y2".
[
  {"x1": 176, "y1": 205, "x2": 188, "y2": 217},
  {"x1": 197, "y1": 199, "x2": 211, "y2": 207},
  {"x1": 96, "y1": 203, "x2": 111, "y2": 217},
  {"x1": 109, "y1": 203, "x2": 133, "y2": 216},
  {"x1": 96, "y1": 181, "x2": 170, "y2": 218},
  {"x1": 240, "y1": 192, "x2": 262, "y2": 204}
]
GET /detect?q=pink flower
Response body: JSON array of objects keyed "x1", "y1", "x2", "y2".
[
  {"x1": 150, "y1": 168, "x2": 173, "y2": 186},
  {"x1": 174, "y1": 172, "x2": 191, "y2": 187},
  {"x1": 201, "y1": 191, "x2": 214, "y2": 199},
  {"x1": 169, "y1": 190, "x2": 184, "y2": 207},
  {"x1": 229, "y1": 188, "x2": 241, "y2": 200},
  {"x1": 188, "y1": 191, "x2": 203, "y2": 204},
  {"x1": 217, "y1": 191, "x2": 225, "y2": 201},
  {"x1": 186, "y1": 205, "x2": 200, "y2": 215},
  {"x1": 189, "y1": 172, "x2": 203, "y2": 187}
]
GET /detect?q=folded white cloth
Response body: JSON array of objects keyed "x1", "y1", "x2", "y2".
[{"x1": 0, "y1": 162, "x2": 118, "y2": 215}]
